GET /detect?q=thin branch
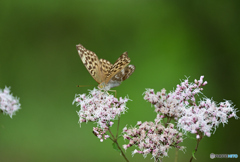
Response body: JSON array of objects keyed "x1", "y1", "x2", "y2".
[
  {"x1": 189, "y1": 134, "x2": 203, "y2": 162},
  {"x1": 174, "y1": 148, "x2": 179, "y2": 162},
  {"x1": 116, "y1": 116, "x2": 121, "y2": 138},
  {"x1": 108, "y1": 128, "x2": 129, "y2": 162}
]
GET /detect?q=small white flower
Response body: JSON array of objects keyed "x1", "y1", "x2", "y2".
[
  {"x1": 73, "y1": 88, "x2": 130, "y2": 142},
  {"x1": 122, "y1": 121, "x2": 184, "y2": 160},
  {"x1": 178, "y1": 98, "x2": 238, "y2": 138},
  {"x1": 0, "y1": 86, "x2": 21, "y2": 118}
]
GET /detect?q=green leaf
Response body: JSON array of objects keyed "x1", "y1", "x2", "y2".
[
  {"x1": 117, "y1": 135, "x2": 122, "y2": 139},
  {"x1": 192, "y1": 150, "x2": 197, "y2": 160},
  {"x1": 112, "y1": 143, "x2": 121, "y2": 153}
]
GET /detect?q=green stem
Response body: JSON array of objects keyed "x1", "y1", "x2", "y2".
[
  {"x1": 174, "y1": 148, "x2": 179, "y2": 162},
  {"x1": 108, "y1": 128, "x2": 129, "y2": 162},
  {"x1": 116, "y1": 116, "x2": 120, "y2": 138},
  {"x1": 164, "y1": 117, "x2": 171, "y2": 127},
  {"x1": 189, "y1": 134, "x2": 203, "y2": 162}
]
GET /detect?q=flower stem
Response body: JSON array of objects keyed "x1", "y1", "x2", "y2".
[
  {"x1": 108, "y1": 128, "x2": 129, "y2": 162},
  {"x1": 116, "y1": 116, "x2": 120, "y2": 138},
  {"x1": 174, "y1": 148, "x2": 179, "y2": 162},
  {"x1": 189, "y1": 135, "x2": 203, "y2": 162}
]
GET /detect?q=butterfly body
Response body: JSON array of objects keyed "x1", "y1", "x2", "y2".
[{"x1": 76, "y1": 44, "x2": 135, "y2": 91}]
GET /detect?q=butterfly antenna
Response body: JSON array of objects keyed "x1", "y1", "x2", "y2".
[{"x1": 77, "y1": 85, "x2": 97, "y2": 87}]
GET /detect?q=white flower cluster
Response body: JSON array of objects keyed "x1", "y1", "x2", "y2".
[
  {"x1": 143, "y1": 76, "x2": 208, "y2": 120},
  {"x1": 73, "y1": 88, "x2": 129, "y2": 141},
  {"x1": 93, "y1": 127, "x2": 110, "y2": 142},
  {"x1": 0, "y1": 86, "x2": 21, "y2": 118},
  {"x1": 144, "y1": 88, "x2": 183, "y2": 120},
  {"x1": 171, "y1": 76, "x2": 207, "y2": 106},
  {"x1": 178, "y1": 98, "x2": 238, "y2": 138},
  {"x1": 144, "y1": 76, "x2": 238, "y2": 139},
  {"x1": 122, "y1": 121, "x2": 184, "y2": 161}
]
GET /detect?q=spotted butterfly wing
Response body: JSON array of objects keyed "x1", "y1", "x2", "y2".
[
  {"x1": 111, "y1": 64, "x2": 135, "y2": 82},
  {"x1": 105, "y1": 52, "x2": 131, "y2": 84},
  {"x1": 76, "y1": 44, "x2": 135, "y2": 90},
  {"x1": 76, "y1": 44, "x2": 105, "y2": 83},
  {"x1": 99, "y1": 59, "x2": 113, "y2": 77},
  {"x1": 106, "y1": 65, "x2": 135, "y2": 89}
]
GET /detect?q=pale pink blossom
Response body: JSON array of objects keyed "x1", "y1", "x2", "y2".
[{"x1": 0, "y1": 86, "x2": 21, "y2": 118}]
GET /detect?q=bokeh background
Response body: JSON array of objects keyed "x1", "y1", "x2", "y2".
[{"x1": 0, "y1": 0, "x2": 240, "y2": 162}]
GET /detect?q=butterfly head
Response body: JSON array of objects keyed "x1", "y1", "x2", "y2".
[{"x1": 98, "y1": 82, "x2": 111, "y2": 91}]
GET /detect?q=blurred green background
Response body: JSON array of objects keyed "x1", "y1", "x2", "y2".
[{"x1": 0, "y1": 0, "x2": 239, "y2": 162}]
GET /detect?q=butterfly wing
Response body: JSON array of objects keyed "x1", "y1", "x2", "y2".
[
  {"x1": 111, "y1": 64, "x2": 135, "y2": 82},
  {"x1": 106, "y1": 65, "x2": 135, "y2": 89},
  {"x1": 76, "y1": 44, "x2": 104, "y2": 84},
  {"x1": 99, "y1": 59, "x2": 113, "y2": 77},
  {"x1": 122, "y1": 65, "x2": 135, "y2": 81},
  {"x1": 105, "y1": 52, "x2": 131, "y2": 84}
]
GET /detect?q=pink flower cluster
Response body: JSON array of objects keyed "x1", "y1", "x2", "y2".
[
  {"x1": 93, "y1": 127, "x2": 110, "y2": 142},
  {"x1": 0, "y1": 86, "x2": 21, "y2": 118},
  {"x1": 122, "y1": 121, "x2": 184, "y2": 160},
  {"x1": 73, "y1": 88, "x2": 129, "y2": 141},
  {"x1": 178, "y1": 98, "x2": 238, "y2": 138},
  {"x1": 143, "y1": 76, "x2": 207, "y2": 120},
  {"x1": 144, "y1": 76, "x2": 238, "y2": 139},
  {"x1": 144, "y1": 88, "x2": 183, "y2": 120},
  {"x1": 172, "y1": 76, "x2": 207, "y2": 106}
]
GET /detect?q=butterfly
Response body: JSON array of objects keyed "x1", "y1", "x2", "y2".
[{"x1": 76, "y1": 44, "x2": 135, "y2": 91}]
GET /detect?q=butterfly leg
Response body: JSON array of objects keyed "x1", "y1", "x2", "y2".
[
  {"x1": 98, "y1": 91, "x2": 105, "y2": 99},
  {"x1": 108, "y1": 90, "x2": 117, "y2": 98}
]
